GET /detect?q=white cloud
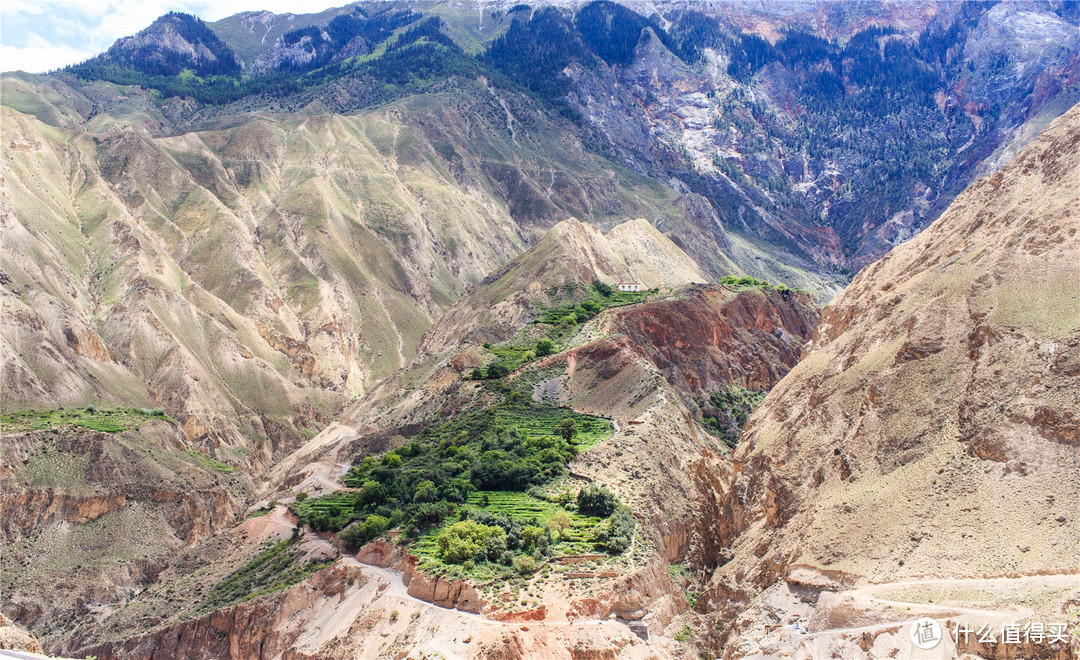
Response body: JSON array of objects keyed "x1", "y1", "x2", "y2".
[
  {"x1": 1, "y1": 0, "x2": 348, "y2": 73},
  {"x1": 0, "y1": 39, "x2": 99, "y2": 73}
]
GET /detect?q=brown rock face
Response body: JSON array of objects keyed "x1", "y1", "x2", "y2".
[
  {"x1": 609, "y1": 285, "x2": 818, "y2": 394},
  {"x1": 707, "y1": 102, "x2": 1080, "y2": 631},
  {"x1": 355, "y1": 539, "x2": 485, "y2": 614},
  {"x1": 0, "y1": 613, "x2": 43, "y2": 654},
  {"x1": 83, "y1": 561, "x2": 368, "y2": 660},
  {"x1": 1, "y1": 426, "x2": 248, "y2": 650}
]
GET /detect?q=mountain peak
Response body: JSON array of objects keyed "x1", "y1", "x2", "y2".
[{"x1": 96, "y1": 12, "x2": 243, "y2": 77}]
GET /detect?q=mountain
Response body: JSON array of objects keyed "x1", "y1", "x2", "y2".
[
  {"x1": 45, "y1": 1, "x2": 1080, "y2": 277},
  {"x1": 45, "y1": 218, "x2": 819, "y2": 658},
  {"x1": 2, "y1": 1, "x2": 1078, "y2": 658},
  {"x1": 73, "y1": 12, "x2": 243, "y2": 78},
  {"x1": 705, "y1": 99, "x2": 1080, "y2": 658}
]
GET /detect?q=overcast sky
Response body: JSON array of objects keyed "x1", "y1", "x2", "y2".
[{"x1": 0, "y1": 0, "x2": 346, "y2": 73}]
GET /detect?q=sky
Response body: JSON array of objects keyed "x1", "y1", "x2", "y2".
[{"x1": 0, "y1": 0, "x2": 346, "y2": 73}]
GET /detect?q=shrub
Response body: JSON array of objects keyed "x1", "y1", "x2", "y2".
[
  {"x1": 594, "y1": 505, "x2": 635, "y2": 553},
  {"x1": 487, "y1": 363, "x2": 510, "y2": 379},
  {"x1": 577, "y1": 483, "x2": 616, "y2": 517},
  {"x1": 521, "y1": 525, "x2": 545, "y2": 549},
  {"x1": 359, "y1": 480, "x2": 386, "y2": 507},
  {"x1": 437, "y1": 520, "x2": 507, "y2": 564},
  {"x1": 339, "y1": 515, "x2": 390, "y2": 550},
  {"x1": 593, "y1": 280, "x2": 613, "y2": 297},
  {"x1": 295, "y1": 492, "x2": 309, "y2": 502},
  {"x1": 535, "y1": 338, "x2": 555, "y2": 357},
  {"x1": 413, "y1": 480, "x2": 438, "y2": 503},
  {"x1": 513, "y1": 555, "x2": 537, "y2": 575}
]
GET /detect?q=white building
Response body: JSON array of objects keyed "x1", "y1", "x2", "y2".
[{"x1": 617, "y1": 282, "x2": 642, "y2": 292}]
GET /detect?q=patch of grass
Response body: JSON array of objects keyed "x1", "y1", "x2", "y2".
[
  {"x1": 185, "y1": 448, "x2": 239, "y2": 473},
  {"x1": 0, "y1": 406, "x2": 171, "y2": 434},
  {"x1": 674, "y1": 625, "x2": 693, "y2": 643},
  {"x1": 197, "y1": 537, "x2": 330, "y2": 613}
]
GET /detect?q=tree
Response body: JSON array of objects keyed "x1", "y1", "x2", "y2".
[
  {"x1": 437, "y1": 520, "x2": 507, "y2": 563},
  {"x1": 413, "y1": 480, "x2": 437, "y2": 503},
  {"x1": 536, "y1": 338, "x2": 556, "y2": 357},
  {"x1": 486, "y1": 363, "x2": 509, "y2": 379},
  {"x1": 339, "y1": 514, "x2": 390, "y2": 550},
  {"x1": 547, "y1": 511, "x2": 572, "y2": 540},
  {"x1": 577, "y1": 483, "x2": 616, "y2": 517},
  {"x1": 359, "y1": 480, "x2": 386, "y2": 507},
  {"x1": 555, "y1": 418, "x2": 578, "y2": 443}
]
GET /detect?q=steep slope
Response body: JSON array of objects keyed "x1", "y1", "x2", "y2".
[
  {"x1": 1, "y1": 71, "x2": 723, "y2": 464},
  {"x1": 16, "y1": 217, "x2": 819, "y2": 658},
  {"x1": 705, "y1": 101, "x2": 1080, "y2": 657},
  {"x1": 74, "y1": 13, "x2": 243, "y2": 77}
]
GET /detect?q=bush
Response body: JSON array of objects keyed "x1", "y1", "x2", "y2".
[
  {"x1": 513, "y1": 555, "x2": 537, "y2": 575},
  {"x1": 593, "y1": 280, "x2": 613, "y2": 297},
  {"x1": 437, "y1": 520, "x2": 507, "y2": 564},
  {"x1": 413, "y1": 480, "x2": 438, "y2": 503},
  {"x1": 339, "y1": 515, "x2": 390, "y2": 550},
  {"x1": 577, "y1": 483, "x2": 616, "y2": 517},
  {"x1": 594, "y1": 505, "x2": 635, "y2": 553},
  {"x1": 487, "y1": 363, "x2": 510, "y2": 379},
  {"x1": 295, "y1": 492, "x2": 309, "y2": 502},
  {"x1": 535, "y1": 338, "x2": 556, "y2": 357},
  {"x1": 521, "y1": 525, "x2": 546, "y2": 549},
  {"x1": 359, "y1": 480, "x2": 386, "y2": 507}
]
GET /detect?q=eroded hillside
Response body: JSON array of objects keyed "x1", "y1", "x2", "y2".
[{"x1": 33, "y1": 218, "x2": 819, "y2": 658}]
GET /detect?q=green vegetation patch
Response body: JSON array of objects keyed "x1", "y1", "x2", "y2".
[
  {"x1": 197, "y1": 537, "x2": 330, "y2": 613},
  {"x1": 720, "y1": 274, "x2": 807, "y2": 295},
  {"x1": 291, "y1": 393, "x2": 612, "y2": 536},
  {"x1": 0, "y1": 406, "x2": 170, "y2": 434},
  {"x1": 471, "y1": 282, "x2": 650, "y2": 379},
  {"x1": 408, "y1": 487, "x2": 633, "y2": 582},
  {"x1": 185, "y1": 449, "x2": 239, "y2": 473},
  {"x1": 700, "y1": 385, "x2": 766, "y2": 448}
]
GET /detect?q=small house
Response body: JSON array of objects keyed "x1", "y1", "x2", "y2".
[{"x1": 617, "y1": 282, "x2": 642, "y2": 292}]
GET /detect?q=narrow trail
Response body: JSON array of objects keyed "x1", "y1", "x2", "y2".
[
  {"x1": 801, "y1": 572, "x2": 1079, "y2": 641},
  {"x1": 352, "y1": 559, "x2": 612, "y2": 630}
]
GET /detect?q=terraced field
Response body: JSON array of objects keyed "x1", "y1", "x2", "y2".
[
  {"x1": 410, "y1": 490, "x2": 606, "y2": 579},
  {"x1": 489, "y1": 406, "x2": 612, "y2": 452}
]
